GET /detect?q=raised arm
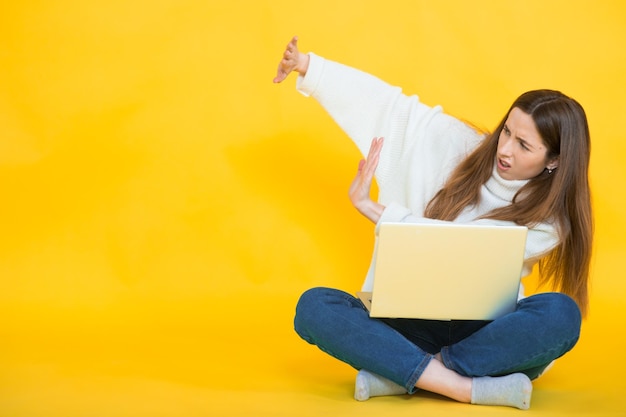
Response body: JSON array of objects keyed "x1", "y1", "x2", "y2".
[
  {"x1": 273, "y1": 36, "x2": 484, "y2": 212},
  {"x1": 274, "y1": 36, "x2": 434, "y2": 159}
]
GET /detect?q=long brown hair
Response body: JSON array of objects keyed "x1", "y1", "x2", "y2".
[{"x1": 424, "y1": 90, "x2": 593, "y2": 316}]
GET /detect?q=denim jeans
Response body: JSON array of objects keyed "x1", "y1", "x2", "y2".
[{"x1": 294, "y1": 287, "x2": 581, "y2": 394}]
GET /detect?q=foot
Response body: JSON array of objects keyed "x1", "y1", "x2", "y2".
[
  {"x1": 471, "y1": 373, "x2": 532, "y2": 410},
  {"x1": 354, "y1": 369, "x2": 407, "y2": 401}
]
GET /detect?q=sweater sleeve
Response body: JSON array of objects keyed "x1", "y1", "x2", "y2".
[
  {"x1": 296, "y1": 53, "x2": 482, "y2": 210},
  {"x1": 296, "y1": 53, "x2": 439, "y2": 159}
]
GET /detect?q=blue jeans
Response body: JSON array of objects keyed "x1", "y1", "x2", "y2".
[{"x1": 294, "y1": 287, "x2": 581, "y2": 394}]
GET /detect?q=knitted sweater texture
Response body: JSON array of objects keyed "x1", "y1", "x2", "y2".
[{"x1": 296, "y1": 53, "x2": 558, "y2": 295}]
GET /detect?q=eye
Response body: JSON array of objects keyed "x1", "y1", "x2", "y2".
[
  {"x1": 518, "y1": 140, "x2": 530, "y2": 151},
  {"x1": 503, "y1": 125, "x2": 511, "y2": 136}
]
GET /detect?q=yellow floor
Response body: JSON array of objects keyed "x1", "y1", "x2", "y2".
[{"x1": 1, "y1": 277, "x2": 624, "y2": 417}]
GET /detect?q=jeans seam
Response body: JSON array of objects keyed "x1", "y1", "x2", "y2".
[
  {"x1": 442, "y1": 335, "x2": 579, "y2": 377},
  {"x1": 406, "y1": 353, "x2": 434, "y2": 394}
]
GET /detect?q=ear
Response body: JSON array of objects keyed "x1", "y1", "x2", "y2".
[{"x1": 546, "y1": 156, "x2": 559, "y2": 171}]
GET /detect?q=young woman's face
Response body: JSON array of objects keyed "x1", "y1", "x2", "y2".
[{"x1": 496, "y1": 107, "x2": 558, "y2": 181}]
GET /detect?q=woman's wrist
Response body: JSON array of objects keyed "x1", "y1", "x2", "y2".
[
  {"x1": 356, "y1": 199, "x2": 385, "y2": 224},
  {"x1": 296, "y1": 52, "x2": 310, "y2": 76}
]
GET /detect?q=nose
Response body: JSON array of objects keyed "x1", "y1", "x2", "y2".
[{"x1": 498, "y1": 135, "x2": 513, "y2": 156}]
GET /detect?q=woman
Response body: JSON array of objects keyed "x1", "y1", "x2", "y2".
[{"x1": 274, "y1": 36, "x2": 592, "y2": 410}]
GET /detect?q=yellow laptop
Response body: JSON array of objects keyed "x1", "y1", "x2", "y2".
[{"x1": 357, "y1": 222, "x2": 527, "y2": 321}]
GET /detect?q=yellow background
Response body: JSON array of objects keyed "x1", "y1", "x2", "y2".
[{"x1": 1, "y1": 1, "x2": 625, "y2": 416}]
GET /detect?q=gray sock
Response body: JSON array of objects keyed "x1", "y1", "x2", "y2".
[
  {"x1": 354, "y1": 369, "x2": 407, "y2": 401},
  {"x1": 471, "y1": 373, "x2": 532, "y2": 410}
]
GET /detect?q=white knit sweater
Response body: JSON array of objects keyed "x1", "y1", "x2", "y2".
[{"x1": 296, "y1": 53, "x2": 559, "y2": 296}]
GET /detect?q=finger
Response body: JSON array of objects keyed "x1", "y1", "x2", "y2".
[
  {"x1": 361, "y1": 155, "x2": 378, "y2": 179},
  {"x1": 273, "y1": 58, "x2": 292, "y2": 83},
  {"x1": 365, "y1": 137, "x2": 383, "y2": 164},
  {"x1": 274, "y1": 36, "x2": 298, "y2": 83},
  {"x1": 362, "y1": 138, "x2": 382, "y2": 177},
  {"x1": 373, "y1": 136, "x2": 384, "y2": 153},
  {"x1": 273, "y1": 71, "x2": 286, "y2": 83},
  {"x1": 369, "y1": 136, "x2": 383, "y2": 151},
  {"x1": 286, "y1": 36, "x2": 298, "y2": 55}
]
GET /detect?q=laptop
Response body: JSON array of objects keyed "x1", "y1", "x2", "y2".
[{"x1": 357, "y1": 222, "x2": 527, "y2": 321}]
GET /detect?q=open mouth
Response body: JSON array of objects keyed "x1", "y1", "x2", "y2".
[{"x1": 497, "y1": 158, "x2": 511, "y2": 170}]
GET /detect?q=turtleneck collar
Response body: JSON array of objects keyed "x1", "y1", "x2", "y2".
[{"x1": 484, "y1": 164, "x2": 530, "y2": 203}]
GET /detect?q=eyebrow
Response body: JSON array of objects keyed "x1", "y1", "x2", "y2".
[{"x1": 504, "y1": 123, "x2": 536, "y2": 150}]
